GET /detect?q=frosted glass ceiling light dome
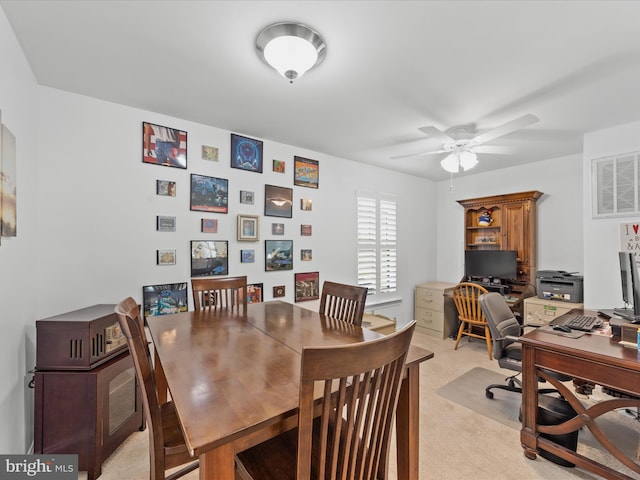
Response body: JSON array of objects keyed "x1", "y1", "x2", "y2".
[
  {"x1": 459, "y1": 150, "x2": 478, "y2": 170},
  {"x1": 256, "y1": 22, "x2": 326, "y2": 83},
  {"x1": 440, "y1": 154, "x2": 460, "y2": 173}
]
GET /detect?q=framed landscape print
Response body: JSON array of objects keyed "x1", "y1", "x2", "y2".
[
  {"x1": 273, "y1": 159, "x2": 285, "y2": 173},
  {"x1": 264, "y1": 184, "x2": 293, "y2": 218},
  {"x1": 240, "y1": 249, "x2": 255, "y2": 263},
  {"x1": 240, "y1": 190, "x2": 254, "y2": 204},
  {"x1": 295, "y1": 272, "x2": 320, "y2": 302},
  {"x1": 143, "y1": 121, "x2": 187, "y2": 169},
  {"x1": 265, "y1": 240, "x2": 293, "y2": 271},
  {"x1": 294, "y1": 156, "x2": 319, "y2": 188},
  {"x1": 190, "y1": 240, "x2": 229, "y2": 277},
  {"x1": 156, "y1": 180, "x2": 176, "y2": 197},
  {"x1": 231, "y1": 133, "x2": 263, "y2": 173},
  {"x1": 202, "y1": 145, "x2": 218, "y2": 162},
  {"x1": 301, "y1": 249, "x2": 312, "y2": 261},
  {"x1": 190, "y1": 174, "x2": 228, "y2": 213},
  {"x1": 156, "y1": 249, "x2": 176, "y2": 265},
  {"x1": 142, "y1": 283, "x2": 188, "y2": 319},
  {"x1": 237, "y1": 214, "x2": 259, "y2": 241},
  {"x1": 156, "y1": 215, "x2": 176, "y2": 232}
]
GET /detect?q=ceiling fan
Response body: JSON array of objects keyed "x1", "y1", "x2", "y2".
[{"x1": 393, "y1": 114, "x2": 539, "y2": 173}]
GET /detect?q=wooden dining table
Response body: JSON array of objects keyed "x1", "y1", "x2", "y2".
[{"x1": 146, "y1": 300, "x2": 434, "y2": 480}]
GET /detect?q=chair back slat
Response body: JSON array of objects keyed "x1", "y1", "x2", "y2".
[
  {"x1": 191, "y1": 276, "x2": 248, "y2": 312},
  {"x1": 319, "y1": 281, "x2": 368, "y2": 326}
]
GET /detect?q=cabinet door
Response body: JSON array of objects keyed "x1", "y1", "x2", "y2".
[{"x1": 503, "y1": 202, "x2": 529, "y2": 264}]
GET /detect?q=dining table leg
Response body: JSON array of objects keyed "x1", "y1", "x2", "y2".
[
  {"x1": 395, "y1": 363, "x2": 420, "y2": 480},
  {"x1": 199, "y1": 443, "x2": 235, "y2": 480}
]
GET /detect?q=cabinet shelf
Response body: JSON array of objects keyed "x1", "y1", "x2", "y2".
[
  {"x1": 467, "y1": 243, "x2": 500, "y2": 247},
  {"x1": 466, "y1": 226, "x2": 501, "y2": 230}
]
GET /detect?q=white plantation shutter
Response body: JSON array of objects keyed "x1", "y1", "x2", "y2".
[
  {"x1": 357, "y1": 192, "x2": 397, "y2": 297},
  {"x1": 593, "y1": 153, "x2": 640, "y2": 217}
]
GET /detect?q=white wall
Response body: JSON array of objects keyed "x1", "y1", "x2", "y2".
[
  {"x1": 0, "y1": 10, "x2": 39, "y2": 453},
  {"x1": 583, "y1": 120, "x2": 640, "y2": 309},
  {"x1": 435, "y1": 154, "x2": 584, "y2": 287}
]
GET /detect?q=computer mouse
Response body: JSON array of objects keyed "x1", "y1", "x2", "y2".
[{"x1": 553, "y1": 325, "x2": 572, "y2": 333}]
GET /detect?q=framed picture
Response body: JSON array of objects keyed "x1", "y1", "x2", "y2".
[
  {"x1": 272, "y1": 223, "x2": 284, "y2": 235},
  {"x1": 265, "y1": 240, "x2": 293, "y2": 271},
  {"x1": 294, "y1": 156, "x2": 319, "y2": 189},
  {"x1": 231, "y1": 133, "x2": 263, "y2": 173},
  {"x1": 301, "y1": 198, "x2": 312, "y2": 211},
  {"x1": 273, "y1": 285, "x2": 286, "y2": 298},
  {"x1": 301, "y1": 249, "x2": 312, "y2": 261},
  {"x1": 142, "y1": 283, "x2": 188, "y2": 319},
  {"x1": 301, "y1": 224, "x2": 312, "y2": 236},
  {"x1": 190, "y1": 240, "x2": 228, "y2": 277},
  {"x1": 143, "y1": 121, "x2": 187, "y2": 169},
  {"x1": 157, "y1": 215, "x2": 176, "y2": 232},
  {"x1": 240, "y1": 249, "x2": 255, "y2": 263},
  {"x1": 240, "y1": 190, "x2": 254, "y2": 205},
  {"x1": 1, "y1": 123, "x2": 17, "y2": 238},
  {"x1": 237, "y1": 214, "x2": 259, "y2": 241},
  {"x1": 240, "y1": 283, "x2": 263, "y2": 304},
  {"x1": 156, "y1": 180, "x2": 176, "y2": 197},
  {"x1": 157, "y1": 249, "x2": 176, "y2": 265},
  {"x1": 201, "y1": 218, "x2": 218, "y2": 233},
  {"x1": 264, "y1": 184, "x2": 293, "y2": 218},
  {"x1": 295, "y1": 272, "x2": 320, "y2": 302},
  {"x1": 273, "y1": 159, "x2": 285, "y2": 173},
  {"x1": 190, "y1": 174, "x2": 228, "y2": 213},
  {"x1": 202, "y1": 145, "x2": 218, "y2": 162}
]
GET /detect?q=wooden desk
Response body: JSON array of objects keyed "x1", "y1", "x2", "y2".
[
  {"x1": 147, "y1": 301, "x2": 433, "y2": 480},
  {"x1": 520, "y1": 315, "x2": 640, "y2": 479}
]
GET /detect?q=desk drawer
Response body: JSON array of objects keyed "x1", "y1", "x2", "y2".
[{"x1": 415, "y1": 288, "x2": 445, "y2": 312}]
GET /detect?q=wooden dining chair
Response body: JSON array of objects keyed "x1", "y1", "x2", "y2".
[
  {"x1": 452, "y1": 282, "x2": 492, "y2": 359},
  {"x1": 235, "y1": 321, "x2": 416, "y2": 480},
  {"x1": 115, "y1": 298, "x2": 199, "y2": 480},
  {"x1": 191, "y1": 276, "x2": 247, "y2": 312},
  {"x1": 319, "y1": 280, "x2": 368, "y2": 326}
]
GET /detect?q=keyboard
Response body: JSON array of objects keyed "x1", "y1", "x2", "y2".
[{"x1": 560, "y1": 314, "x2": 602, "y2": 332}]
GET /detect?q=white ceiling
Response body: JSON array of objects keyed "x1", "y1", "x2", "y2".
[{"x1": 3, "y1": 0, "x2": 640, "y2": 181}]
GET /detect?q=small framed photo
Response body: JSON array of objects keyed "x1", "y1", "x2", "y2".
[
  {"x1": 238, "y1": 214, "x2": 259, "y2": 241},
  {"x1": 273, "y1": 159, "x2": 285, "y2": 173},
  {"x1": 273, "y1": 285, "x2": 286, "y2": 298},
  {"x1": 301, "y1": 224, "x2": 312, "y2": 236},
  {"x1": 241, "y1": 249, "x2": 255, "y2": 263},
  {"x1": 240, "y1": 190, "x2": 254, "y2": 205},
  {"x1": 190, "y1": 174, "x2": 228, "y2": 213},
  {"x1": 156, "y1": 180, "x2": 176, "y2": 197},
  {"x1": 157, "y1": 249, "x2": 176, "y2": 265},
  {"x1": 265, "y1": 240, "x2": 293, "y2": 271},
  {"x1": 143, "y1": 121, "x2": 187, "y2": 169},
  {"x1": 272, "y1": 223, "x2": 284, "y2": 235},
  {"x1": 142, "y1": 283, "x2": 188, "y2": 319},
  {"x1": 301, "y1": 198, "x2": 312, "y2": 211},
  {"x1": 294, "y1": 156, "x2": 319, "y2": 189},
  {"x1": 265, "y1": 184, "x2": 293, "y2": 218},
  {"x1": 201, "y1": 218, "x2": 218, "y2": 234},
  {"x1": 190, "y1": 240, "x2": 229, "y2": 277},
  {"x1": 295, "y1": 272, "x2": 320, "y2": 302},
  {"x1": 231, "y1": 133, "x2": 263, "y2": 173},
  {"x1": 301, "y1": 249, "x2": 312, "y2": 261},
  {"x1": 202, "y1": 145, "x2": 219, "y2": 162},
  {"x1": 157, "y1": 215, "x2": 176, "y2": 232},
  {"x1": 241, "y1": 283, "x2": 263, "y2": 304}
]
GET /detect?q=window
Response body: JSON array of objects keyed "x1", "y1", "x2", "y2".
[
  {"x1": 357, "y1": 192, "x2": 397, "y2": 297},
  {"x1": 592, "y1": 153, "x2": 640, "y2": 217}
]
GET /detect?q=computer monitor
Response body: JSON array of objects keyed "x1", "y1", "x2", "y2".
[
  {"x1": 464, "y1": 250, "x2": 518, "y2": 281},
  {"x1": 615, "y1": 252, "x2": 640, "y2": 322}
]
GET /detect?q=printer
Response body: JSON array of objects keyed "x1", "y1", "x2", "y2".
[{"x1": 536, "y1": 270, "x2": 584, "y2": 303}]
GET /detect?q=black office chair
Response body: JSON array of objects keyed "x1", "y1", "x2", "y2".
[{"x1": 478, "y1": 292, "x2": 561, "y2": 399}]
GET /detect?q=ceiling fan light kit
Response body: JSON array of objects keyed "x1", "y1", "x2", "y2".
[{"x1": 256, "y1": 22, "x2": 326, "y2": 83}]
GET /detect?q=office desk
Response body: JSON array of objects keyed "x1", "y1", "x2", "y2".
[
  {"x1": 147, "y1": 301, "x2": 434, "y2": 480},
  {"x1": 520, "y1": 319, "x2": 640, "y2": 479}
]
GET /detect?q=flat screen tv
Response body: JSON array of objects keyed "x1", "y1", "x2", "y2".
[
  {"x1": 465, "y1": 250, "x2": 518, "y2": 281},
  {"x1": 615, "y1": 252, "x2": 640, "y2": 321}
]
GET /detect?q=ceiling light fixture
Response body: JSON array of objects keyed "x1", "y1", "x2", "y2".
[
  {"x1": 440, "y1": 149, "x2": 478, "y2": 173},
  {"x1": 256, "y1": 22, "x2": 326, "y2": 83}
]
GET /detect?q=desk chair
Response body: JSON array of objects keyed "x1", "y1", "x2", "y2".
[
  {"x1": 319, "y1": 280, "x2": 368, "y2": 326},
  {"x1": 115, "y1": 298, "x2": 199, "y2": 480},
  {"x1": 478, "y1": 292, "x2": 561, "y2": 399},
  {"x1": 191, "y1": 276, "x2": 247, "y2": 312},
  {"x1": 452, "y1": 282, "x2": 492, "y2": 359},
  {"x1": 235, "y1": 321, "x2": 416, "y2": 480}
]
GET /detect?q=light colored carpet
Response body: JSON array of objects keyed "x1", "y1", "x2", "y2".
[{"x1": 79, "y1": 331, "x2": 638, "y2": 479}]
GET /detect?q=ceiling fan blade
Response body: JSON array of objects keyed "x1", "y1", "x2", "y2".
[
  {"x1": 391, "y1": 149, "x2": 447, "y2": 160},
  {"x1": 472, "y1": 145, "x2": 516, "y2": 154},
  {"x1": 417, "y1": 126, "x2": 455, "y2": 144},
  {"x1": 472, "y1": 114, "x2": 539, "y2": 145}
]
